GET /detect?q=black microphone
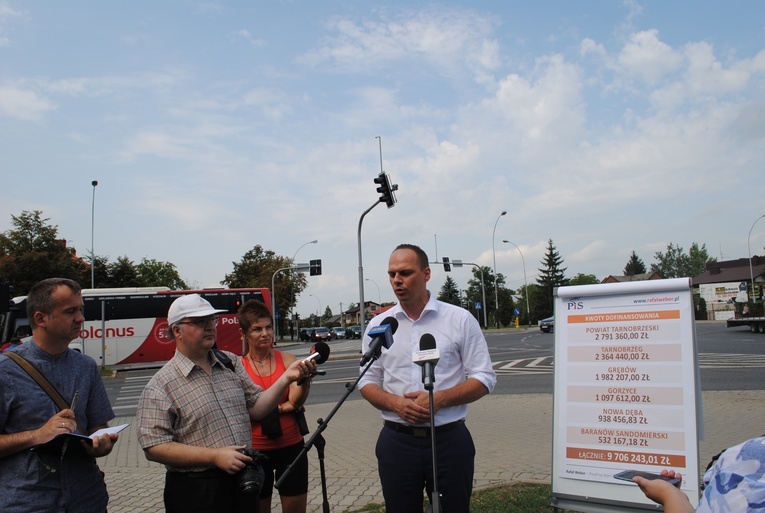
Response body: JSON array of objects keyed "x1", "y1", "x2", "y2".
[
  {"x1": 359, "y1": 316, "x2": 399, "y2": 366},
  {"x1": 298, "y1": 341, "x2": 330, "y2": 386},
  {"x1": 413, "y1": 333, "x2": 440, "y2": 389}
]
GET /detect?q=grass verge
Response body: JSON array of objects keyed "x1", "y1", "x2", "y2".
[{"x1": 338, "y1": 483, "x2": 577, "y2": 513}]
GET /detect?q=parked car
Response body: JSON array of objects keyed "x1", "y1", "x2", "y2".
[
  {"x1": 539, "y1": 316, "x2": 554, "y2": 333},
  {"x1": 346, "y1": 325, "x2": 362, "y2": 339},
  {"x1": 329, "y1": 327, "x2": 346, "y2": 340},
  {"x1": 312, "y1": 327, "x2": 332, "y2": 341},
  {"x1": 299, "y1": 327, "x2": 315, "y2": 342}
]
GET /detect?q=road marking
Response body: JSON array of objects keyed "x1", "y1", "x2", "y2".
[
  {"x1": 492, "y1": 353, "x2": 765, "y2": 375},
  {"x1": 496, "y1": 357, "x2": 554, "y2": 375}
]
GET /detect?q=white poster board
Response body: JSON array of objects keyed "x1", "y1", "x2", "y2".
[{"x1": 551, "y1": 278, "x2": 701, "y2": 512}]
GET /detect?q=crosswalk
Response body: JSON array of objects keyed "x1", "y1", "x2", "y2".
[
  {"x1": 110, "y1": 375, "x2": 152, "y2": 414},
  {"x1": 493, "y1": 353, "x2": 765, "y2": 375},
  {"x1": 108, "y1": 353, "x2": 765, "y2": 413}
]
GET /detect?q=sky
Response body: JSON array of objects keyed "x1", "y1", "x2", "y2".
[{"x1": 1, "y1": 1, "x2": 765, "y2": 319}]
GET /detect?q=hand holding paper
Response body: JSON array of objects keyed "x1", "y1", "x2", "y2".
[{"x1": 82, "y1": 424, "x2": 128, "y2": 458}]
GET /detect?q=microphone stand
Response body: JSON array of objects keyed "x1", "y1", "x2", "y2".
[
  {"x1": 276, "y1": 353, "x2": 382, "y2": 512},
  {"x1": 424, "y1": 363, "x2": 441, "y2": 513}
]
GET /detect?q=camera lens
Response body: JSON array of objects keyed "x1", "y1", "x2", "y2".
[{"x1": 237, "y1": 449, "x2": 266, "y2": 495}]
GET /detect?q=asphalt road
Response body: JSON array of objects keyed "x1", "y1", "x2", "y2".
[{"x1": 103, "y1": 321, "x2": 765, "y2": 416}]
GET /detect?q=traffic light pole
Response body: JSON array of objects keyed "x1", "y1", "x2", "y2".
[
  {"x1": 272, "y1": 263, "x2": 311, "y2": 341},
  {"x1": 429, "y1": 260, "x2": 488, "y2": 329},
  {"x1": 357, "y1": 201, "x2": 381, "y2": 336}
]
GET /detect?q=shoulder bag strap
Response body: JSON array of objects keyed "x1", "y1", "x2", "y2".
[
  {"x1": 5, "y1": 351, "x2": 85, "y2": 433},
  {"x1": 212, "y1": 347, "x2": 236, "y2": 372}
]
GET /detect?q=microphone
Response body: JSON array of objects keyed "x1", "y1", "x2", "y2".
[
  {"x1": 298, "y1": 342, "x2": 330, "y2": 386},
  {"x1": 413, "y1": 333, "x2": 439, "y2": 389},
  {"x1": 359, "y1": 316, "x2": 399, "y2": 366},
  {"x1": 308, "y1": 341, "x2": 330, "y2": 364}
]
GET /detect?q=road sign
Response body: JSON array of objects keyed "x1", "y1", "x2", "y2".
[
  {"x1": 514, "y1": 308, "x2": 521, "y2": 316},
  {"x1": 475, "y1": 302, "x2": 482, "y2": 310}
]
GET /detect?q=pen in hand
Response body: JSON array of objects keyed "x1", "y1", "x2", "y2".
[{"x1": 60, "y1": 391, "x2": 79, "y2": 460}]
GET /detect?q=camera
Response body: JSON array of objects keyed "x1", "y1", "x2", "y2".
[{"x1": 236, "y1": 448, "x2": 268, "y2": 495}]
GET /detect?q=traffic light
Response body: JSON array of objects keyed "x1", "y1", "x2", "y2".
[
  {"x1": 310, "y1": 259, "x2": 322, "y2": 276},
  {"x1": 373, "y1": 172, "x2": 397, "y2": 208},
  {"x1": 442, "y1": 257, "x2": 451, "y2": 272}
]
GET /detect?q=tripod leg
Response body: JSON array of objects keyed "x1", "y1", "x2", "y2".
[{"x1": 313, "y1": 433, "x2": 330, "y2": 513}]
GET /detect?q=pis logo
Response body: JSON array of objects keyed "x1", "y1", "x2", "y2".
[{"x1": 567, "y1": 298, "x2": 584, "y2": 310}]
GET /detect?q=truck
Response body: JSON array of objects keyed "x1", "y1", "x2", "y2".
[
  {"x1": 1, "y1": 286, "x2": 271, "y2": 366},
  {"x1": 726, "y1": 316, "x2": 765, "y2": 333}
]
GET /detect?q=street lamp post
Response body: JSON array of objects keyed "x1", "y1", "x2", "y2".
[
  {"x1": 90, "y1": 180, "x2": 98, "y2": 288},
  {"x1": 365, "y1": 278, "x2": 381, "y2": 305},
  {"x1": 749, "y1": 214, "x2": 765, "y2": 304},
  {"x1": 492, "y1": 211, "x2": 507, "y2": 328},
  {"x1": 289, "y1": 239, "x2": 318, "y2": 338},
  {"x1": 503, "y1": 240, "x2": 531, "y2": 327},
  {"x1": 293, "y1": 239, "x2": 318, "y2": 263},
  {"x1": 309, "y1": 294, "x2": 321, "y2": 325}
]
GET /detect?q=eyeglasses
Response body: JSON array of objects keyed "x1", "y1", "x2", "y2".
[{"x1": 177, "y1": 315, "x2": 219, "y2": 328}]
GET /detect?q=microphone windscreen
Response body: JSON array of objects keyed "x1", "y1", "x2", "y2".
[
  {"x1": 380, "y1": 316, "x2": 399, "y2": 335},
  {"x1": 311, "y1": 342, "x2": 331, "y2": 364},
  {"x1": 419, "y1": 333, "x2": 436, "y2": 351}
]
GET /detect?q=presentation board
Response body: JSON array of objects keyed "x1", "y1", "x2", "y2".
[{"x1": 551, "y1": 278, "x2": 701, "y2": 512}]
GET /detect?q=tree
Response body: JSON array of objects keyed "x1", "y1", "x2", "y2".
[
  {"x1": 497, "y1": 287, "x2": 515, "y2": 326},
  {"x1": 651, "y1": 242, "x2": 715, "y2": 279},
  {"x1": 536, "y1": 239, "x2": 568, "y2": 319},
  {"x1": 323, "y1": 305, "x2": 333, "y2": 324},
  {"x1": 105, "y1": 256, "x2": 143, "y2": 287},
  {"x1": 87, "y1": 255, "x2": 111, "y2": 289},
  {"x1": 221, "y1": 245, "x2": 307, "y2": 335},
  {"x1": 136, "y1": 258, "x2": 188, "y2": 289},
  {"x1": 569, "y1": 273, "x2": 599, "y2": 286},
  {"x1": 524, "y1": 283, "x2": 544, "y2": 324},
  {"x1": 623, "y1": 251, "x2": 647, "y2": 276},
  {"x1": 688, "y1": 242, "x2": 715, "y2": 276},
  {"x1": 437, "y1": 276, "x2": 461, "y2": 306},
  {"x1": 465, "y1": 266, "x2": 511, "y2": 328},
  {"x1": 0, "y1": 210, "x2": 87, "y2": 295},
  {"x1": 1, "y1": 210, "x2": 190, "y2": 295}
]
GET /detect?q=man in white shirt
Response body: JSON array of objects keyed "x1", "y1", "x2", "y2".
[{"x1": 359, "y1": 244, "x2": 497, "y2": 513}]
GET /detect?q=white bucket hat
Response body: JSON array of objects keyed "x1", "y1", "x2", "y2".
[{"x1": 168, "y1": 294, "x2": 226, "y2": 325}]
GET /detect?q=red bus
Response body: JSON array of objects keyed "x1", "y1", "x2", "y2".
[{"x1": 0, "y1": 287, "x2": 270, "y2": 366}]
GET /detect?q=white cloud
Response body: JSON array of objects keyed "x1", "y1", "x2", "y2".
[
  {"x1": 300, "y1": 7, "x2": 501, "y2": 82},
  {"x1": 0, "y1": 86, "x2": 54, "y2": 120},
  {"x1": 242, "y1": 87, "x2": 293, "y2": 120},
  {"x1": 0, "y1": 2, "x2": 23, "y2": 47},
  {"x1": 615, "y1": 30, "x2": 683, "y2": 85},
  {"x1": 230, "y1": 28, "x2": 265, "y2": 47}
]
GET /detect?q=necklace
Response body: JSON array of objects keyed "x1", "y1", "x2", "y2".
[
  {"x1": 248, "y1": 352, "x2": 274, "y2": 389},
  {"x1": 251, "y1": 351, "x2": 271, "y2": 367}
]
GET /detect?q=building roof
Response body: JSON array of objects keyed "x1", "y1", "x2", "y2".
[
  {"x1": 343, "y1": 301, "x2": 380, "y2": 314},
  {"x1": 601, "y1": 272, "x2": 662, "y2": 283},
  {"x1": 371, "y1": 304, "x2": 395, "y2": 317},
  {"x1": 692, "y1": 256, "x2": 765, "y2": 286}
]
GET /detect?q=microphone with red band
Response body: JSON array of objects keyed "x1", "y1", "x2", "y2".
[
  {"x1": 359, "y1": 316, "x2": 399, "y2": 366},
  {"x1": 298, "y1": 341, "x2": 330, "y2": 386}
]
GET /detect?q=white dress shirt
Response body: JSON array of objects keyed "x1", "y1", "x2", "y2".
[{"x1": 358, "y1": 293, "x2": 496, "y2": 426}]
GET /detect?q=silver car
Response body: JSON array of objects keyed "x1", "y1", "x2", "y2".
[
  {"x1": 330, "y1": 327, "x2": 346, "y2": 339},
  {"x1": 539, "y1": 316, "x2": 554, "y2": 333}
]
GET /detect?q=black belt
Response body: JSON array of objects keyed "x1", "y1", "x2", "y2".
[
  {"x1": 171, "y1": 468, "x2": 230, "y2": 479},
  {"x1": 384, "y1": 420, "x2": 464, "y2": 438}
]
